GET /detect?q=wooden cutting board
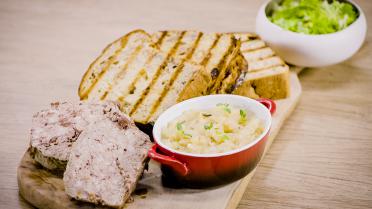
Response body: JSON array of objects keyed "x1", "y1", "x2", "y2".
[{"x1": 17, "y1": 72, "x2": 301, "y2": 209}]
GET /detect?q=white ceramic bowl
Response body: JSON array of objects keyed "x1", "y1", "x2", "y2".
[{"x1": 256, "y1": 0, "x2": 367, "y2": 67}]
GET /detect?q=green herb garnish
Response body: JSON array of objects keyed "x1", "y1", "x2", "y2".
[
  {"x1": 240, "y1": 109, "x2": 246, "y2": 118},
  {"x1": 217, "y1": 103, "x2": 231, "y2": 113},
  {"x1": 214, "y1": 129, "x2": 230, "y2": 142},
  {"x1": 204, "y1": 122, "x2": 213, "y2": 130},
  {"x1": 221, "y1": 135, "x2": 230, "y2": 141},
  {"x1": 239, "y1": 109, "x2": 247, "y2": 125},
  {"x1": 176, "y1": 121, "x2": 184, "y2": 131},
  {"x1": 176, "y1": 121, "x2": 192, "y2": 138},
  {"x1": 184, "y1": 133, "x2": 192, "y2": 138}
]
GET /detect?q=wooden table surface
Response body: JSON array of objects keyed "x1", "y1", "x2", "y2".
[{"x1": 0, "y1": 0, "x2": 371, "y2": 208}]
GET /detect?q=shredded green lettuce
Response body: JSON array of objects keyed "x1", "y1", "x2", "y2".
[{"x1": 268, "y1": 0, "x2": 358, "y2": 34}]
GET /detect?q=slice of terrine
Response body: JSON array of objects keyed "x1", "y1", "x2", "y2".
[{"x1": 63, "y1": 114, "x2": 152, "y2": 207}]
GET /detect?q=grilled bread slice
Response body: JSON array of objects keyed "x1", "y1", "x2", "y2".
[
  {"x1": 230, "y1": 33, "x2": 290, "y2": 99},
  {"x1": 78, "y1": 29, "x2": 152, "y2": 100},
  {"x1": 153, "y1": 31, "x2": 244, "y2": 97}
]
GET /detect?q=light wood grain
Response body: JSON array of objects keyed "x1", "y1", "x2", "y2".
[{"x1": 1, "y1": 0, "x2": 372, "y2": 209}]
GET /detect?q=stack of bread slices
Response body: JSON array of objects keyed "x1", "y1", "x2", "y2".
[
  {"x1": 79, "y1": 30, "x2": 290, "y2": 124},
  {"x1": 231, "y1": 32, "x2": 290, "y2": 99}
]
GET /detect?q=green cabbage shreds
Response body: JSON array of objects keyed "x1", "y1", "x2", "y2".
[{"x1": 268, "y1": 0, "x2": 358, "y2": 34}]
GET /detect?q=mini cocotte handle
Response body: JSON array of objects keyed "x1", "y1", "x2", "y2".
[
  {"x1": 256, "y1": 98, "x2": 276, "y2": 115},
  {"x1": 148, "y1": 144, "x2": 190, "y2": 176}
]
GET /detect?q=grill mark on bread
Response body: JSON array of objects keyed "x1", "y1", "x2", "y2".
[
  {"x1": 108, "y1": 32, "x2": 167, "y2": 108},
  {"x1": 100, "y1": 45, "x2": 144, "y2": 100},
  {"x1": 79, "y1": 30, "x2": 147, "y2": 98},
  {"x1": 116, "y1": 52, "x2": 156, "y2": 107},
  {"x1": 80, "y1": 32, "x2": 135, "y2": 99},
  {"x1": 117, "y1": 32, "x2": 183, "y2": 114},
  {"x1": 145, "y1": 32, "x2": 203, "y2": 122},
  {"x1": 228, "y1": 32, "x2": 258, "y2": 42},
  {"x1": 129, "y1": 31, "x2": 186, "y2": 115},
  {"x1": 82, "y1": 32, "x2": 150, "y2": 100},
  {"x1": 131, "y1": 31, "x2": 202, "y2": 122},
  {"x1": 78, "y1": 40, "x2": 121, "y2": 98},
  {"x1": 199, "y1": 34, "x2": 221, "y2": 66},
  {"x1": 153, "y1": 31, "x2": 168, "y2": 46}
]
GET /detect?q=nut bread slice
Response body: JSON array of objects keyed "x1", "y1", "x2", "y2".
[
  {"x1": 63, "y1": 114, "x2": 152, "y2": 208},
  {"x1": 78, "y1": 29, "x2": 152, "y2": 100},
  {"x1": 230, "y1": 33, "x2": 290, "y2": 99},
  {"x1": 145, "y1": 31, "x2": 244, "y2": 123},
  {"x1": 178, "y1": 32, "x2": 243, "y2": 97},
  {"x1": 131, "y1": 31, "x2": 206, "y2": 123},
  {"x1": 29, "y1": 101, "x2": 125, "y2": 171}
]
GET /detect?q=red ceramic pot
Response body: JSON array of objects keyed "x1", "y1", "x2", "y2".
[{"x1": 148, "y1": 95, "x2": 276, "y2": 187}]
